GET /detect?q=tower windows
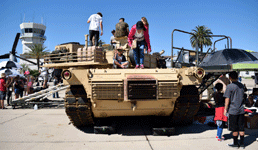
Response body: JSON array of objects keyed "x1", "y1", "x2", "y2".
[{"x1": 23, "y1": 28, "x2": 45, "y2": 36}]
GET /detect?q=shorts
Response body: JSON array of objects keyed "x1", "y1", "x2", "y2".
[
  {"x1": 0, "y1": 91, "x2": 6, "y2": 100},
  {"x1": 43, "y1": 75, "x2": 48, "y2": 81},
  {"x1": 228, "y1": 114, "x2": 245, "y2": 132}
]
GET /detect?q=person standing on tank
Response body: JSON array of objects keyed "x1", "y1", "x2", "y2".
[
  {"x1": 128, "y1": 21, "x2": 151, "y2": 69},
  {"x1": 115, "y1": 18, "x2": 129, "y2": 37},
  {"x1": 141, "y1": 17, "x2": 149, "y2": 54},
  {"x1": 87, "y1": 12, "x2": 103, "y2": 46},
  {"x1": 224, "y1": 71, "x2": 245, "y2": 148}
]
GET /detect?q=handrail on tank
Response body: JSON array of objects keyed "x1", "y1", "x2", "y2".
[
  {"x1": 172, "y1": 29, "x2": 233, "y2": 67},
  {"x1": 206, "y1": 35, "x2": 232, "y2": 51},
  {"x1": 175, "y1": 47, "x2": 184, "y2": 63},
  {"x1": 213, "y1": 37, "x2": 228, "y2": 52},
  {"x1": 172, "y1": 29, "x2": 198, "y2": 68}
]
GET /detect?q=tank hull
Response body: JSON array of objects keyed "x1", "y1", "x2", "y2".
[{"x1": 61, "y1": 67, "x2": 204, "y2": 127}]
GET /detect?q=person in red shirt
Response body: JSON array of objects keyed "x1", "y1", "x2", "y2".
[
  {"x1": 213, "y1": 83, "x2": 228, "y2": 141},
  {"x1": 0, "y1": 73, "x2": 7, "y2": 109}
]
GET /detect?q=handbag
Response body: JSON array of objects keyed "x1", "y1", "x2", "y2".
[{"x1": 132, "y1": 39, "x2": 137, "y2": 49}]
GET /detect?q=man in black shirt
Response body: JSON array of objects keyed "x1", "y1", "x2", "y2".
[{"x1": 52, "y1": 69, "x2": 62, "y2": 98}]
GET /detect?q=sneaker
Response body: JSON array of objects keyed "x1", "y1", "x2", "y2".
[
  {"x1": 135, "y1": 65, "x2": 140, "y2": 69},
  {"x1": 239, "y1": 144, "x2": 245, "y2": 149},
  {"x1": 140, "y1": 64, "x2": 144, "y2": 69},
  {"x1": 216, "y1": 136, "x2": 225, "y2": 140},
  {"x1": 227, "y1": 143, "x2": 239, "y2": 149},
  {"x1": 218, "y1": 138, "x2": 223, "y2": 142}
]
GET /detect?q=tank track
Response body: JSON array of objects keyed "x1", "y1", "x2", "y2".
[
  {"x1": 64, "y1": 85, "x2": 94, "y2": 127},
  {"x1": 170, "y1": 85, "x2": 200, "y2": 125}
]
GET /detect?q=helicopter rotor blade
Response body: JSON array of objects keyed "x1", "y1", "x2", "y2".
[
  {"x1": 0, "y1": 53, "x2": 10, "y2": 59},
  {"x1": 11, "y1": 33, "x2": 21, "y2": 55},
  {"x1": 15, "y1": 55, "x2": 37, "y2": 65}
]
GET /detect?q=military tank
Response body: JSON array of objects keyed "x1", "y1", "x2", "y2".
[{"x1": 43, "y1": 34, "x2": 205, "y2": 129}]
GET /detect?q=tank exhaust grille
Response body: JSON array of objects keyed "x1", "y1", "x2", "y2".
[
  {"x1": 158, "y1": 82, "x2": 178, "y2": 98},
  {"x1": 92, "y1": 83, "x2": 124, "y2": 100},
  {"x1": 127, "y1": 80, "x2": 157, "y2": 100}
]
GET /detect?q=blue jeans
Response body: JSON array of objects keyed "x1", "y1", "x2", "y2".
[
  {"x1": 133, "y1": 40, "x2": 145, "y2": 65},
  {"x1": 52, "y1": 83, "x2": 59, "y2": 98},
  {"x1": 53, "y1": 92, "x2": 59, "y2": 98},
  {"x1": 216, "y1": 120, "x2": 224, "y2": 139}
]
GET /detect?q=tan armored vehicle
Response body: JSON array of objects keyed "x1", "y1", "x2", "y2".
[{"x1": 44, "y1": 34, "x2": 205, "y2": 130}]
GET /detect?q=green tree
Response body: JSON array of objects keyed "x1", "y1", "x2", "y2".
[
  {"x1": 190, "y1": 25, "x2": 213, "y2": 53},
  {"x1": 20, "y1": 63, "x2": 29, "y2": 74},
  {"x1": 27, "y1": 44, "x2": 48, "y2": 70},
  {"x1": 30, "y1": 69, "x2": 40, "y2": 77}
]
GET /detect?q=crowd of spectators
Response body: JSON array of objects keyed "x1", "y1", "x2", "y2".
[{"x1": 0, "y1": 67, "x2": 63, "y2": 108}]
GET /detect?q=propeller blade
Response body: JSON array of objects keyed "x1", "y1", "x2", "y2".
[
  {"x1": 0, "y1": 53, "x2": 10, "y2": 59},
  {"x1": 15, "y1": 55, "x2": 37, "y2": 65},
  {"x1": 11, "y1": 33, "x2": 21, "y2": 55}
]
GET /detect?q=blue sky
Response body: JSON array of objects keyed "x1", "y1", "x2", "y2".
[{"x1": 0, "y1": 0, "x2": 257, "y2": 61}]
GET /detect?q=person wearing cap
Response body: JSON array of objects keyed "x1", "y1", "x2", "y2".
[
  {"x1": 110, "y1": 30, "x2": 116, "y2": 49},
  {"x1": 0, "y1": 73, "x2": 7, "y2": 109},
  {"x1": 87, "y1": 12, "x2": 103, "y2": 46},
  {"x1": 115, "y1": 18, "x2": 129, "y2": 38},
  {"x1": 113, "y1": 48, "x2": 128, "y2": 69},
  {"x1": 128, "y1": 21, "x2": 151, "y2": 69}
]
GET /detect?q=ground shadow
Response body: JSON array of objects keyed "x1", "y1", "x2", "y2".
[
  {"x1": 77, "y1": 116, "x2": 217, "y2": 136},
  {"x1": 222, "y1": 128, "x2": 258, "y2": 148}
]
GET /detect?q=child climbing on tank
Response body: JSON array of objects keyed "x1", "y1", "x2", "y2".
[{"x1": 213, "y1": 83, "x2": 228, "y2": 141}]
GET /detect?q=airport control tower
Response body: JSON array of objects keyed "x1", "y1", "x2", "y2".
[
  {"x1": 20, "y1": 22, "x2": 46, "y2": 53},
  {"x1": 19, "y1": 22, "x2": 46, "y2": 69}
]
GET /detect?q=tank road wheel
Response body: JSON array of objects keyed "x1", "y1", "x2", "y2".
[
  {"x1": 65, "y1": 85, "x2": 94, "y2": 127},
  {"x1": 170, "y1": 85, "x2": 200, "y2": 126}
]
